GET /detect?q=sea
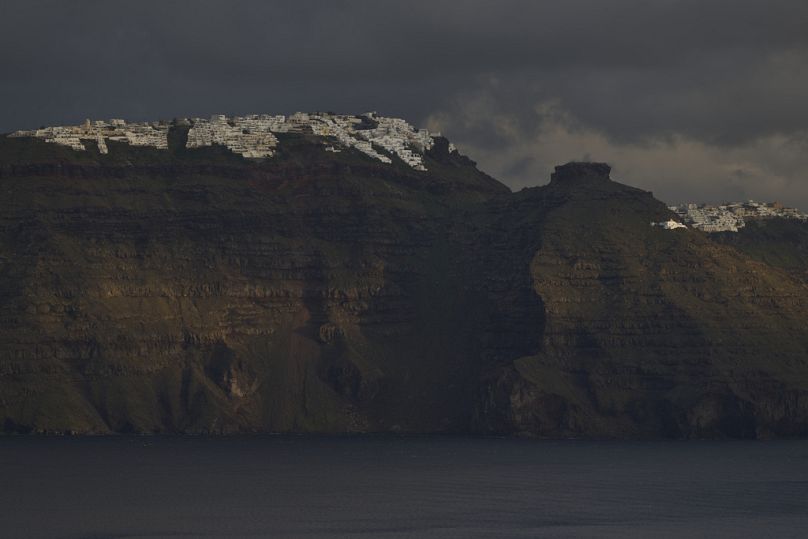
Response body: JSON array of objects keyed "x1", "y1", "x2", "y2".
[{"x1": 0, "y1": 436, "x2": 806, "y2": 538}]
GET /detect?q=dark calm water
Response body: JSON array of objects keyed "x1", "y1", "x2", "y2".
[{"x1": 0, "y1": 436, "x2": 806, "y2": 538}]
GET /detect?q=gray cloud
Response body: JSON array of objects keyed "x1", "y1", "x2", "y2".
[{"x1": 1, "y1": 0, "x2": 807, "y2": 206}]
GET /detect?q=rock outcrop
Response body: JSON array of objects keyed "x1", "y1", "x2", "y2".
[{"x1": 549, "y1": 161, "x2": 612, "y2": 184}]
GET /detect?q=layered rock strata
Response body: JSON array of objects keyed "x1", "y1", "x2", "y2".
[{"x1": 1, "y1": 141, "x2": 808, "y2": 439}]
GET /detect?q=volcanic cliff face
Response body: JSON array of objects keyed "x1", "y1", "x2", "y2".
[
  {"x1": 1, "y1": 134, "x2": 808, "y2": 438},
  {"x1": 473, "y1": 164, "x2": 808, "y2": 438},
  {"x1": 0, "y1": 131, "x2": 508, "y2": 434}
]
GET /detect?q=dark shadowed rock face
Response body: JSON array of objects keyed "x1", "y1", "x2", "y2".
[
  {"x1": 1, "y1": 144, "x2": 808, "y2": 438},
  {"x1": 0, "y1": 133, "x2": 509, "y2": 435},
  {"x1": 473, "y1": 176, "x2": 808, "y2": 439},
  {"x1": 550, "y1": 162, "x2": 611, "y2": 184}
]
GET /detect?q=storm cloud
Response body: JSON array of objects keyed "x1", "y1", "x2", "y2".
[{"x1": 2, "y1": 0, "x2": 807, "y2": 206}]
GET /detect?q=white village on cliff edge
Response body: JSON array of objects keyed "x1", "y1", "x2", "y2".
[
  {"x1": 9, "y1": 112, "x2": 452, "y2": 172},
  {"x1": 653, "y1": 201, "x2": 808, "y2": 232},
  {"x1": 9, "y1": 113, "x2": 807, "y2": 233}
]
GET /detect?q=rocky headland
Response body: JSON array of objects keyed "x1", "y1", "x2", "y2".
[{"x1": 2, "y1": 115, "x2": 808, "y2": 438}]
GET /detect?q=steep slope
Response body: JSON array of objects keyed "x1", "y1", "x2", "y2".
[
  {"x1": 0, "y1": 131, "x2": 505, "y2": 434},
  {"x1": 2, "y1": 136, "x2": 808, "y2": 438},
  {"x1": 711, "y1": 219, "x2": 808, "y2": 282},
  {"x1": 474, "y1": 164, "x2": 808, "y2": 438}
]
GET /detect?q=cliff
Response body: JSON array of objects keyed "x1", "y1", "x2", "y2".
[
  {"x1": 1, "y1": 135, "x2": 808, "y2": 438},
  {"x1": 473, "y1": 168, "x2": 808, "y2": 438}
]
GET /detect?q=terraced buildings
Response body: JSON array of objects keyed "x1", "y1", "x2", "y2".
[
  {"x1": 670, "y1": 201, "x2": 808, "y2": 232},
  {"x1": 10, "y1": 118, "x2": 169, "y2": 154},
  {"x1": 9, "y1": 112, "x2": 448, "y2": 171}
]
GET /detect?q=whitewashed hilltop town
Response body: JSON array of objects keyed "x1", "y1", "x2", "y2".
[
  {"x1": 667, "y1": 201, "x2": 808, "y2": 232},
  {"x1": 9, "y1": 112, "x2": 455, "y2": 172},
  {"x1": 8, "y1": 114, "x2": 808, "y2": 233}
]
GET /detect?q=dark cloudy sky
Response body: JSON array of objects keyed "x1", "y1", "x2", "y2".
[{"x1": 2, "y1": 0, "x2": 807, "y2": 207}]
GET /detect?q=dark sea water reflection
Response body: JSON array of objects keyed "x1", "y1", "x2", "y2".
[{"x1": 0, "y1": 436, "x2": 806, "y2": 538}]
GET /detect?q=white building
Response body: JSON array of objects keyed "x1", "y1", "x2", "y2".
[
  {"x1": 9, "y1": 112, "x2": 448, "y2": 171},
  {"x1": 651, "y1": 220, "x2": 687, "y2": 230},
  {"x1": 670, "y1": 200, "x2": 807, "y2": 232}
]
